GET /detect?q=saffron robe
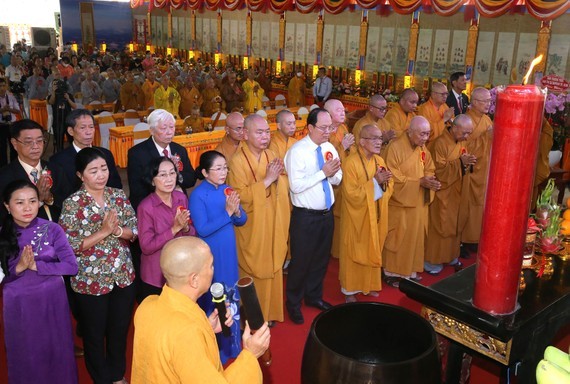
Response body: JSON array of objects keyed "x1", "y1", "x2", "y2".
[
  {"x1": 352, "y1": 112, "x2": 389, "y2": 141},
  {"x1": 132, "y1": 285, "x2": 262, "y2": 384},
  {"x1": 383, "y1": 102, "x2": 415, "y2": 139},
  {"x1": 458, "y1": 109, "x2": 492, "y2": 244},
  {"x1": 287, "y1": 76, "x2": 306, "y2": 107},
  {"x1": 178, "y1": 86, "x2": 203, "y2": 119},
  {"x1": 339, "y1": 149, "x2": 393, "y2": 293},
  {"x1": 383, "y1": 135, "x2": 435, "y2": 276},
  {"x1": 228, "y1": 145, "x2": 290, "y2": 322},
  {"x1": 141, "y1": 80, "x2": 160, "y2": 109},
  {"x1": 417, "y1": 98, "x2": 449, "y2": 144},
  {"x1": 242, "y1": 79, "x2": 265, "y2": 114},
  {"x1": 201, "y1": 87, "x2": 224, "y2": 117},
  {"x1": 426, "y1": 129, "x2": 464, "y2": 264},
  {"x1": 215, "y1": 136, "x2": 243, "y2": 162},
  {"x1": 154, "y1": 86, "x2": 181, "y2": 118}
]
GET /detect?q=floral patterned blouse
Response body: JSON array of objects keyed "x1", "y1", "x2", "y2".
[{"x1": 59, "y1": 186, "x2": 137, "y2": 296}]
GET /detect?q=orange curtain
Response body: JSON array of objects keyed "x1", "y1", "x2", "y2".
[
  {"x1": 430, "y1": 0, "x2": 463, "y2": 16},
  {"x1": 526, "y1": 0, "x2": 570, "y2": 21},
  {"x1": 387, "y1": 0, "x2": 422, "y2": 14}
]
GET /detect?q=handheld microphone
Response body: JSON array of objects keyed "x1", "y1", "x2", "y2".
[{"x1": 210, "y1": 283, "x2": 231, "y2": 337}]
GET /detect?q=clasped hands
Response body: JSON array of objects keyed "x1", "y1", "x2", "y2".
[
  {"x1": 420, "y1": 175, "x2": 441, "y2": 191},
  {"x1": 15, "y1": 245, "x2": 37, "y2": 275}
]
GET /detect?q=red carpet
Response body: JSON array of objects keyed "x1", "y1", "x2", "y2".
[{"x1": 1, "y1": 256, "x2": 568, "y2": 383}]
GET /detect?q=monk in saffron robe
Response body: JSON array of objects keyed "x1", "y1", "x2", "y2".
[
  {"x1": 458, "y1": 87, "x2": 493, "y2": 254},
  {"x1": 269, "y1": 110, "x2": 298, "y2": 160},
  {"x1": 325, "y1": 99, "x2": 356, "y2": 259},
  {"x1": 242, "y1": 70, "x2": 265, "y2": 114},
  {"x1": 287, "y1": 72, "x2": 306, "y2": 107},
  {"x1": 352, "y1": 95, "x2": 394, "y2": 144},
  {"x1": 383, "y1": 88, "x2": 418, "y2": 138},
  {"x1": 417, "y1": 82, "x2": 455, "y2": 144},
  {"x1": 425, "y1": 115, "x2": 475, "y2": 275},
  {"x1": 382, "y1": 116, "x2": 440, "y2": 288},
  {"x1": 141, "y1": 70, "x2": 160, "y2": 109},
  {"x1": 339, "y1": 125, "x2": 394, "y2": 302},
  {"x1": 154, "y1": 75, "x2": 181, "y2": 118},
  {"x1": 178, "y1": 76, "x2": 203, "y2": 119},
  {"x1": 228, "y1": 114, "x2": 290, "y2": 323},
  {"x1": 215, "y1": 112, "x2": 245, "y2": 162},
  {"x1": 132, "y1": 237, "x2": 269, "y2": 384},
  {"x1": 201, "y1": 77, "x2": 224, "y2": 117}
]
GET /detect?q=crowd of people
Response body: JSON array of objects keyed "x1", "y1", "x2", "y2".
[{"x1": 0, "y1": 41, "x2": 553, "y2": 383}]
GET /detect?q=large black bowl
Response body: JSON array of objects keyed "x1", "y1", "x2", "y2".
[{"x1": 301, "y1": 302, "x2": 441, "y2": 383}]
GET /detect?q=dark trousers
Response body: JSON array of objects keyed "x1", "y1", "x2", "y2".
[
  {"x1": 286, "y1": 207, "x2": 334, "y2": 310},
  {"x1": 0, "y1": 123, "x2": 16, "y2": 167},
  {"x1": 74, "y1": 283, "x2": 136, "y2": 384},
  {"x1": 137, "y1": 279, "x2": 162, "y2": 304}
]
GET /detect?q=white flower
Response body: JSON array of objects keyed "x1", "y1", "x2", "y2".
[{"x1": 85, "y1": 267, "x2": 92, "y2": 273}]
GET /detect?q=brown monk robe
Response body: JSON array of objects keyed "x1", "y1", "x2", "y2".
[
  {"x1": 215, "y1": 112, "x2": 245, "y2": 162},
  {"x1": 325, "y1": 99, "x2": 356, "y2": 259},
  {"x1": 382, "y1": 116, "x2": 440, "y2": 287},
  {"x1": 425, "y1": 115, "x2": 475, "y2": 274},
  {"x1": 339, "y1": 125, "x2": 393, "y2": 302},
  {"x1": 228, "y1": 115, "x2": 290, "y2": 322},
  {"x1": 458, "y1": 87, "x2": 493, "y2": 248},
  {"x1": 531, "y1": 118, "x2": 554, "y2": 209}
]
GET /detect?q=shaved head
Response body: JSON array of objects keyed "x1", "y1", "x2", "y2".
[
  {"x1": 431, "y1": 82, "x2": 447, "y2": 93},
  {"x1": 360, "y1": 124, "x2": 380, "y2": 137},
  {"x1": 470, "y1": 87, "x2": 492, "y2": 114},
  {"x1": 450, "y1": 114, "x2": 474, "y2": 142},
  {"x1": 399, "y1": 89, "x2": 419, "y2": 113},
  {"x1": 160, "y1": 237, "x2": 212, "y2": 289},
  {"x1": 407, "y1": 116, "x2": 431, "y2": 147},
  {"x1": 244, "y1": 113, "x2": 267, "y2": 133},
  {"x1": 324, "y1": 99, "x2": 346, "y2": 126}
]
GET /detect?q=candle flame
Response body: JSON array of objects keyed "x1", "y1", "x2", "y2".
[{"x1": 522, "y1": 55, "x2": 543, "y2": 85}]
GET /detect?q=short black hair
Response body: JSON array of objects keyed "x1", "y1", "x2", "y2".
[
  {"x1": 75, "y1": 147, "x2": 106, "y2": 175},
  {"x1": 450, "y1": 72, "x2": 465, "y2": 84},
  {"x1": 307, "y1": 108, "x2": 329, "y2": 127},
  {"x1": 10, "y1": 119, "x2": 44, "y2": 139},
  {"x1": 143, "y1": 156, "x2": 177, "y2": 189}
]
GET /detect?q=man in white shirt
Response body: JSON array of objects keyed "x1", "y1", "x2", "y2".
[
  {"x1": 0, "y1": 77, "x2": 20, "y2": 166},
  {"x1": 284, "y1": 108, "x2": 342, "y2": 324},
  {"x1": 312, "y1": 68, "x2": 332, "y2": 106}
]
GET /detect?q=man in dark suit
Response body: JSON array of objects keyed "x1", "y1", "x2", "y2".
[
  {"x1": 127, "y1": 108, "x2": 196, "y2": 211},
  {"x1": 0, "y1": 119, "x2": 71, "y2": 223},
  {"x1": 446, "y1": 72, "x2": 469, "y2": 116},
  {"x1": 50, "y1": 109, "x2": 122, "y2": 195}
]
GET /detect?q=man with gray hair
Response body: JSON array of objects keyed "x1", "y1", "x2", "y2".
[{"x1": 127, "y1": 109, "x2": 196, "y2": 210}]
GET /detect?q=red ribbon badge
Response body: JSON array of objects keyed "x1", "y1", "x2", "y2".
[
  {"x1": 461, "y1": 148, "x2": 467, "y2": 155},
  {"x1": 378, "y1": 166, "x2": 386, "y2": 172},
  {"x1": 42, "y1": 168, "x2": 53, "y2": 188},
  {"x1": 420, "y1": 151, "x2": 426, "y2": 164},
  {"x1": 325, "y1": 151, "x2": 333, "y2": 161},
  {"x1": 224, "y1": 187, "x2": 234, "y2": 197},
  {"x1": 172, "y1": 154, "x2": 183, "y2": 172}
]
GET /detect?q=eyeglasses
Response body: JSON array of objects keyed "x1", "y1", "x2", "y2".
[
  {"x1": 432, "y1": 92, "x2": 448, "y2": 96},
  {"x1": 473, "y1": 99, "x2": 492, "y2": 104},
  {"x1": 209, "y1": 166, "x2": 229, "y2": 173},
  {"x1": 313, "y1": 125, "x2": 334, "y2": 133},
  {"x1": 229, "y1": 126, "x2": 244, "y2": 132},
  {"x1": 361, "y1": 136, "x2": 383, "y2": 142},
  {"x1": 156, "y1": 171, "x2": 177, "y2": 179},
  {"x1": 15, "y1": 138, "x2": 46, "y2": 147},
  {"x1": 370, "y1": 105, "x2": 388, "y2": 112}
]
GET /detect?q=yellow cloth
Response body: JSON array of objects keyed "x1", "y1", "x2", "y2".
[
  {"x1": 339, "y1": 149, "x2": 393, "y2": 294},
  {"x1": 228, "y1": 145, "x2": 290, "y2": 322},
  {"x1": 383, "y1": 103, "x2": 415, "y2": 138},
  {"x1": 201, "y1": 88, "x2": 223, "y2": 117},
  {"x1": 268, "y1": 132, "x2": 297, "y2": 160},
  {"x1": 287, "y1": 77, "x2": 306, "y2": 107},
  {"x1": 131, "y1": 284, "x2": 262, "y2": 384},
  {"x1": 383, "y1": 135, "x2": 435, "y2": 276},
  {"x1": 242, "y1": 79, "x2": 265, "y2": 114},
  {"x1": 426, "y1": 129, "x2": 464, "y2": 264},
  {"x1": 154, "y1": 86, "x2": 181, "y2": 118},
  {"x1": 329, "y1": 123, "x2": 355, "y2": 259},
  {"x1": 120, "y1": 82, "x2": 143, "y2": 111},
  {"x1": 417, "y1": 98, "x2": 449, "y2": 143},
  {"x1": 141, "y1": 80, "x2": 160, "y2": 109},
  {"x1": 179, "y1": 87, "x2": 203, "y2": 119},
  {"x1": 185, "y1": 116, "x2": 205, "y2": 133},
  {"x1": 458, "y1": 109, "x2": 493, "y2": 244},
  {"x1": 215, "y1": 136, "x2": 243, "y2": 162},
  {"x1": 352, "y1": 112, "x2": 389, "y2": 142}
]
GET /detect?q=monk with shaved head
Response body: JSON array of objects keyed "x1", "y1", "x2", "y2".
[
  {"x1": 228, "y1": 114, "x2": 290, "y2": 325},
  {"x1": 132, "y1": 237, "x2": 270, "y2": 383},
  {"x1": 384, "y1": 88, "x2": 419, "y2": 138},
  {"x1": 417, "y1": 82, "x2": 455, "y2": 143},
  {"x1": 215, "y1": 112, "x2": 245, "y2": 161},
  {"x1": 458, "y1": 87, "x2": 493, "y2": 258}
]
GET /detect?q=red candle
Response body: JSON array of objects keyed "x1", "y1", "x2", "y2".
[{"x1": 473, "y1": 85, "x2": 545, "y2": 315}]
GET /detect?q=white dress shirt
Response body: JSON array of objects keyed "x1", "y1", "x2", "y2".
[
  {"x1": 284, "y1": 135, "x2": 342, "y2": 210},
  {"x1": 312, "y1": 76, "x2": 333, "y2": 101}
]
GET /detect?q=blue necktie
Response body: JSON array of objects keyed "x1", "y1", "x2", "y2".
[{"x1": 316, "y1": 146, "x2": 332, "y2": 209}]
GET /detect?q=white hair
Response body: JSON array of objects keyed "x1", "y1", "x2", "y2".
[{"x1": 147, "y1": 109, "x2": 175, "y2": 130}]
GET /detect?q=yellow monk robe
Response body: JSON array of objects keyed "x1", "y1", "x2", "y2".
[
  {"x1": 141, "y1": 80, "x2": 160, "y2": 109},
  {"x1": 132, "y1": 285, "x2": 262, "y2": 384},
  {"x1": 353, "y1": 112, "x2": 390, "y2": 141},
  {"x1": 417, "y1": 98, "x2": 449, "y2": 143},
  {"x1": 383, "y1": 135, "x2": 435, "y2": 276},
  {"x1": 287, "y1": 76, "x2": 306, "y2": 107},
  {"x1": 154, "y1": 86, "x2": 181, "y2": 117},
  {"x1": 339, "y1": 149, "x2": 394, "y2": 293},
  {"x1": 201, "y1": 87, "x2": 224, "y2": 117},
  {"x1": 242, "y1": 79, "x2": 265, "y2": 114},
  {"x1": 458, "y1": 109, "x2": 493, "y2": 244},
  {"x1": 119, "y1": 82, "x2": 143, "y2": 111},
  {"x1": 178, "y1": 87, "x2": 203, "y2": 119},
  {"x1": 215, "y1": 136, "x2": 243, "y2": 162},
  {"x1": 426, "y1": 129, "x2": 464, "y2": 264},
  {"x1": 185, "y1": 116, "x2": 205, "y2": 133},
  {"x1": 383, "y1": 102, "x2": 415, "y2": 139},
  {"x1": 228, "y1": 145, "x2": 290, "y2": 322},
  {"x1": 532, "y1": 118, "x2": 553, "y2": 208},
  {"x1": 329, "y1": 123, "x2": 355, "y2": 259},
  {"x1": 268, "y1": 132, "x2": 297, "y2": 161}
]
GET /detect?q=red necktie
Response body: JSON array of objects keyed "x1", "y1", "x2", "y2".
[{"x1": 163, "y1": 148, "x2": 169, "y2": 158}]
